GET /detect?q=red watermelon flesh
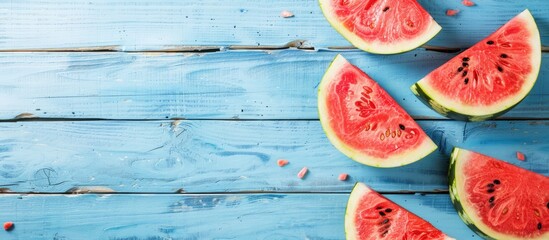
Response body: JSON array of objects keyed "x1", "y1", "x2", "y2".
[
  {"x1": 318, "y1": 55, "x2": 437, "y2": 167},
  {"x1": 412, "y1": 10, "x2": 541, "y2": 121},
  {"x1": 346, "y1": 183, "x2": 455, "y2": 240},
  {"x1": 450, "y1": 148, "x2": 549, "y2": 239},
  {"x1": 319, "y1": 0, "x2": 441, "y2": 54}
]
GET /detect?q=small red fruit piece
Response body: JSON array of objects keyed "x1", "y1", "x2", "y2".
[
  {"x1": 3, "y1": 222, "x2": 14, "y2": 231},
  {"x1": 277, "y1": 159, "x2": 289, "y2": 167},
  {"x1": 516, "y1": 151, "x2": 526, "y2": 161},
  {"x1": 280, "y1": 10, "x2": 294, "y2": 18},
  {"x1": 297, "y1": 167, "x2": 308, "y2": 179},
  {"x1": 462, "y1": 0, "x2": 475, "y2": 7},
  {"x1": 446, "y1": 9, "x2": 459, "y2": 16},
  {"x1": 338, "y1": 173, "x2": 348, "y2": 181}
]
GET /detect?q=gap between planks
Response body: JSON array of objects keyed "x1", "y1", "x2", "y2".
[
  {"x1": 3, "y1": 117, "x2": 549, "y2": 122},
  {"x1": 0, "y1": 43, "x2": 547, "y2": 53},
  {"x1": 0, "y1": 191, "x2": 450, "y2": 195}
]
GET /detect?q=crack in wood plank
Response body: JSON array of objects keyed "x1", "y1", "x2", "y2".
[{"x1": 0, "y1": 44, "x2": 546, "y2": 53}]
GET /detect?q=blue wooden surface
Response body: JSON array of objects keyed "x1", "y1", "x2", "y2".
[
  {"x1": 0, "y1": 0, "x2": 547, "y2": 239},
  {"x1": 0, "y1": 120, "x2": 546, "y2": 193},
  {"x1": 0, "y1": 194, "x2": 474, "y2": 239},
  {"x1": 0, "y1": 0, "x2": 548, "y2": 50},
  {"x1": 0, "y1": 51, "x2": 547, "y2": 120}
]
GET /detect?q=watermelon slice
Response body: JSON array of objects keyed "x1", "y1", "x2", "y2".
[
  {"x1": 346, "y1": 182, "x2": 455, "y2": 240},
  {"x1": 318, "y1": 0, "x2": 441, "y2": 54},
  {"x1": 318, "y1": 55, "x2": 437, "y2": 167},
  {"x1": 411, "y1": 10, "x2": 541, "y2": 121},
  {"x1": 449, "y1": 148, "x2": 549, "y2": 239}
]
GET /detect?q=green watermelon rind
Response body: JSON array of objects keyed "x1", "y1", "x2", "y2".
[
  {"x1": 318, "y1": 0, "x2": 442, "y2": 54},
  {"x1": 318, "y1": 54, "x2": 438, "y2": 168},
  {"x1": 448, "y1": 147, "x2": 549, "y2": 240},
  {"x1": 448, "y1": 148, "x2": 495, "y2": 239},
  {"x1": 411, "y1": 9, "x2": 541, "y2": 121},
  {"x1": 411, "y1": 83, "x2": 512, "y2": 121}
]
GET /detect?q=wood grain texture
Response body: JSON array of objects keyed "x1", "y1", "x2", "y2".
[
  {"x1": 0, "y1": 1, "x2": 546, "y2": 238},
  {"x1": 0, "y1": 50, "x2": 547, "y2": 120},
  {"x1": 0, "y1": 0, "x2": 547, "y2": 50},
  {"x1": 0, "y1": 120, "x2": 545, "y2": 193},
  {"x1": 0, "y1": 193, "x2": 477, "y2": 239}
]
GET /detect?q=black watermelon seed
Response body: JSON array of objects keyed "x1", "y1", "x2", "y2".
[
  {"x1": 462, "y1": 57, "x2": 470, "y2": 62},
  {"x1": 457, "y1": 67, "x2": 463, "y2": 72},
  {"x1": 462, "y1": 70, "x2": 468, "y2": 77},
  {"x1": 379, "y1": 211, "x2": 386, "y2": 216},
  {"x1": 489, "y1": 196, "x2": 495, "y2": 203},
  {"x1": 500, "y1": 54, "x2": 508, "y2": 58},
  {"x1": 487, "y1": 40, "x2": 494, "y2": 45},
  {"x1": 494, "y1": 179, "x2": 501, "y2": 184},
  {"x1": 382, "y1": 230, "x2": 389, "y2": 237},
  {"x1": 385, "y1": 208, "x2": 392, "y2": 213},
  {"x1": 487, "y1": 188, "x2": 495, "y2": 193},
  {"x1": 383, "y1": 7, "x2": 389, "y2": 12},
  {"x1": 464, "y1": 78, "x2": 469, "y2": 84},
  {"x1": 497, "y1": 66, "x2": 503, "y2": 72},
  {"x1": 382, "y1": 219, "x2": 389, "y2": 224},
  {"x1": 538, "y1": 223, "x2": 542, "y2": 230},
  {"x1": 547, "y1": 202, "x2": 549, "y2": 209},
  {"x1": 399, "y1": 124, "x2": 405, "y2": 130},
  {"x1": 487, "y1": 183, "x2": 494, "y2": 188},
  {"x1": 462, "y1": 62, "x2": 469, "y2": 67}
]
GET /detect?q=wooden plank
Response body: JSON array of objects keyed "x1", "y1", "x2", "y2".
[
  {"x1": 0, "y1": 51, "x2": 547, "y2": 120},
  {"x1": 0, "y1": 0, "x2": 547, "y2": 50},
  {"x1": 0, "y1": 193, "x2": 476, "y2": 239},
  {"x1": 460, "y1": 121, "x2": 549, "y2": 173},
  {"x1": 0, "y1": 120, "x2": 545, "y2": 193}
]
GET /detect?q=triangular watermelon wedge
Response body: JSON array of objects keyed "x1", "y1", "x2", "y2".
[
  {"x1": 346, "y1": 182, "x2": 455, "y2": 240},
  {"x1": 411, "y1": 10, "x2": 541, "y2": 121},
  {"x1": 449, "y1": 148, "x2": 549, "y2": 239},
  {"x1": 318, "y1": 0, "x2": 441, "y2": 54},
  {"x1": 318, "y1": 55, "x2": 437, "y2": 167}
]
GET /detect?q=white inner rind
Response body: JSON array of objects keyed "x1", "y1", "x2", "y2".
[
  {"x1": 414, "y1": 10, "x2": 541, "y2": 117},
  {"x1": 318, "y1": 55, "x2": 437, "y2": 168},
  {"x1": 344, "y1": 183, "x2": 371, "y2": 240},
  {"x1": 318, "y1": 0, "x2": 442, "y2": 54},
  {"x1": 451, "y1": 148, "x2": 549, "y2": 240}
]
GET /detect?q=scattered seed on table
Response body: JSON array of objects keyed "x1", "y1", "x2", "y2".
[
  {"x1": 3, "y1": 222, "x2": 13, "y2": 231},
  {"x1": 516, "y1": 151, "x2": 526, "y2": 161},
  {"x1": 277, "y1": 159, "x2": 289, "y2": 167},
  {"x1": 446, "y1": 9, "x2": 459, "y2": 16},
  {"x1": 297, "y1": 167, "x2": 308, "y2": 179},
  {"x1": 280, "y1": 10, "x2": 294, "y2": 18},
  {"x1": 338, "y1": 173, "x2": 348, "y2": 181},
  {"x1": 462, "y1": 0, "x2": 475, "y2": 7}
]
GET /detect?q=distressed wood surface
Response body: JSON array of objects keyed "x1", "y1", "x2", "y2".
[
  {"x1": 0, "y1": 120, "x2": 545, "y2": 193},
  {"x1": 0, "y1": 50, "x2": 547, "y2": 120},
  {"x1": 0, "y1": 0, "x2": 547, "y2": 50},
  {"x1": 0, "y1": 1, "x2": 547, "y2": 238},
  {"x1": 0, "y1": 193, "x2": 477, "y2": 239}
]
